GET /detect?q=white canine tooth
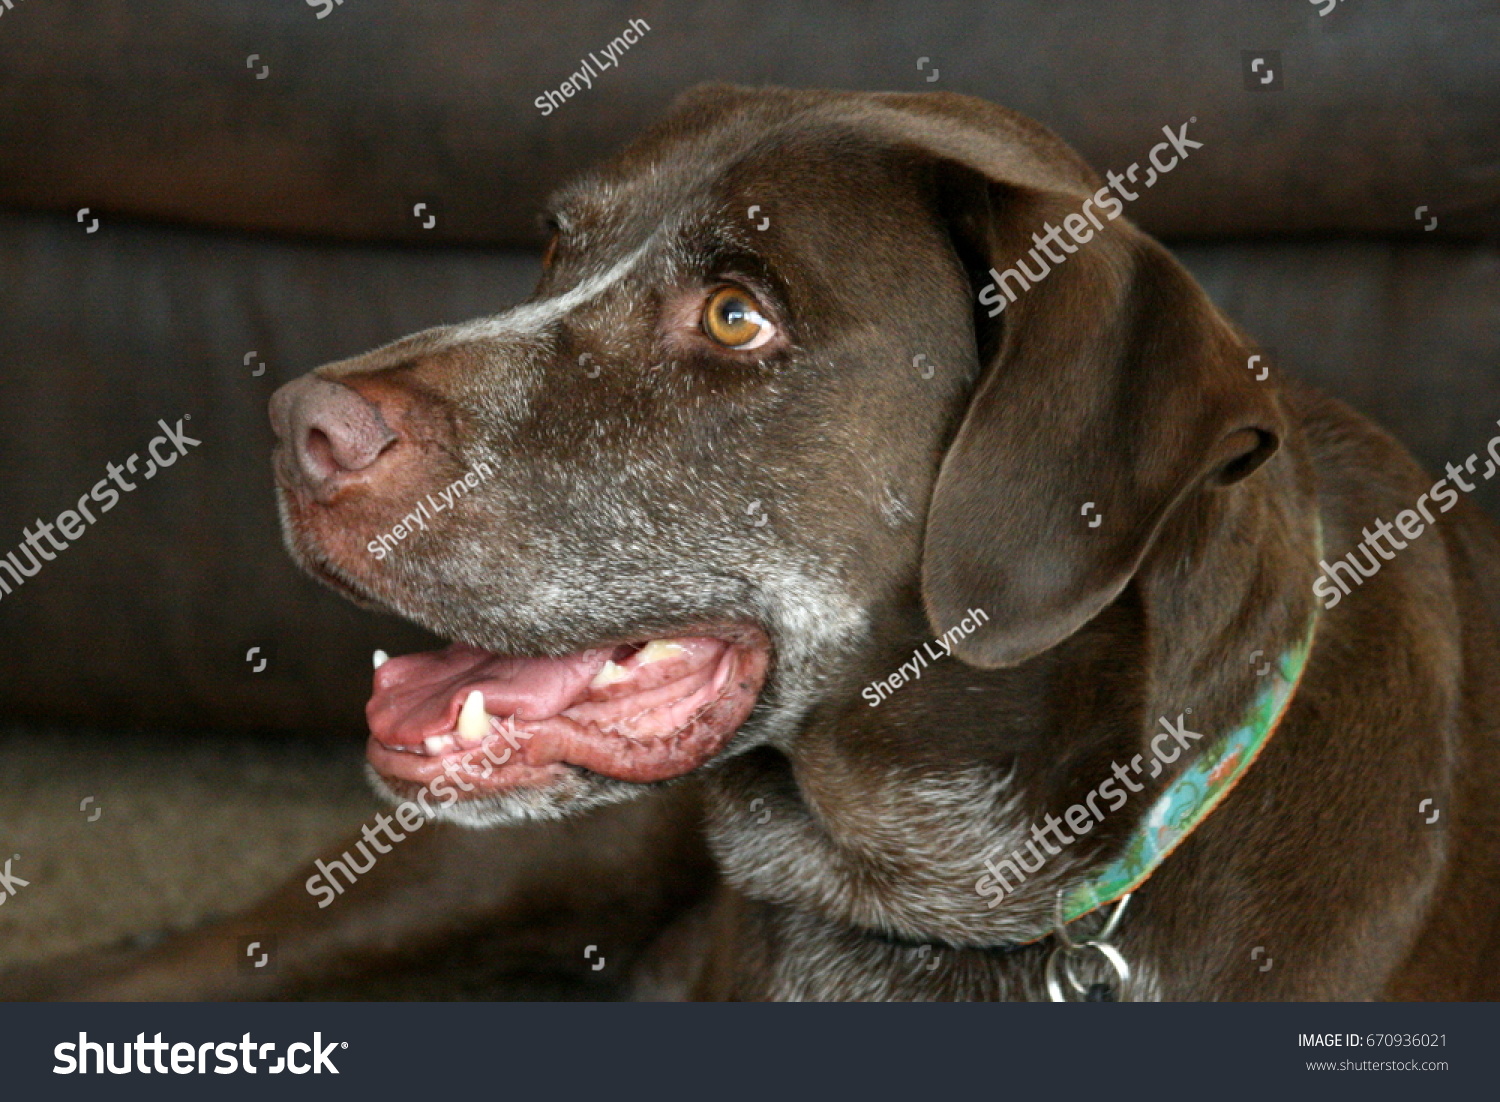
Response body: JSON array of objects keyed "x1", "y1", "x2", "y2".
[
  {"x1": 457, "y1": 689, "x2": 490, "y2": 744},
  {"x1": 638, "y1": 640, "x2": 688, "y2": 665},
  {"x1": 373, "y1": 649, "x2": 389, "y2": 670},
  {"x1": 424, "y1": 735, "x2": 450, "y2": 756},
  {"x1": 590, "y1": 660, "x2": 630, "y2": 688}
]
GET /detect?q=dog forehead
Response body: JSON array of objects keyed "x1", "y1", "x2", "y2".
[
  {"x1": 552, "y1": 95, "x2": 947, "y2": 245},
  {"x1": 542, "y1": 133, "x2": 940, "y2": 315},
  {"x1": 569, "y1": 85, "x2": 1098, "y2": 213},
  {"x1": 548, "y1": 152, "x2": 777, "y2": 251}
]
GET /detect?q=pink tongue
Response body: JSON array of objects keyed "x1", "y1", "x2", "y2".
[{"x1": 366, "y1": 643, "x2": 610, "y2": 746}]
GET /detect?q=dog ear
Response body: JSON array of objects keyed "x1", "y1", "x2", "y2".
[{"x1": 857, "y1": 96, "x2": 1284, "y2": 668}]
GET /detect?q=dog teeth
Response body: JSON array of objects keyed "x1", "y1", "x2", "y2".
[
  {"x1": 457, "y1": 689, "x2": 490, "y2": 745},
  {"x1": 424, "y1": 734, "x2": 455, "y2": 756},
  {"x1": 591, "y1": 660, "x2": 630, "y2": 688},
  {"x1": 590, "y1": 641, "x2": 687, "y2": 689},
  {"x1": 638, "y1": 640, "x2": 688, "y2": 665},
  {"x1": 373, "y1": 649, "x2": 390, "y2": 670}
]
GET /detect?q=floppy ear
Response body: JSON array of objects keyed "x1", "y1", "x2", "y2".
[{"x1": 853, "y1": 95, "x2": 1283, "y2": 668}]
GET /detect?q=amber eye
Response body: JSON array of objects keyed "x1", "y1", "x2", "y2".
[
  {"x1": 702, "y1": 285, "x2": 775, "y2": 350},
  {"x1": 540, "y1": 231, "x2": 560, "y2": 270}
]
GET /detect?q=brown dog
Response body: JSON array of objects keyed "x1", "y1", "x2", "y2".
[{"x1": 15, "y1": 86, "x2": 1500, "y2": 1000}]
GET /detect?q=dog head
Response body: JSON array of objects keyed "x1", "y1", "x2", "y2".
[{"x1": 269, "y1": 86, "x2": 1281, "y2": 828}]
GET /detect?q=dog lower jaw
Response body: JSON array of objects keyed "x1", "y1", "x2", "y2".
[
  {"x1": 362, "y1": 628, "x2": 771, "y2": 817},
  {"x1": 364, "y1": 760, "x2": 653, "y2": 829}
]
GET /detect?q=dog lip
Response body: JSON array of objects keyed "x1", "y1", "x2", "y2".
[
  {"x1": 364, "y1": 625, "x2": 771, "y2": 792},
  {"x1": 292, "y1": 544, "x2": 376, "y2": 605}
]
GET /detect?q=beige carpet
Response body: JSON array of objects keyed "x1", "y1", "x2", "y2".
[{"x1": 0, "y1": 725, "x2": 378, "y2": 969}]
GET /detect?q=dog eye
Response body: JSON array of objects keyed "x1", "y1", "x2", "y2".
[
  {"x1": 541, "y1": 231, "x2": 560, "y2": 270},
  {"x1": 702, "y1": 286, "x2": 775, "y2": 350}
]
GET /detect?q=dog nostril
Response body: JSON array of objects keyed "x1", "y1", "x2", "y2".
[
  {"x1": 301, "y1": 428, "x2": 340, "y2": 480},
  {"x1": 305, "y1": 410, "x2": 398, "y2": 477},
  {"x1": 306, "y1": 422, "x2": 396, "y2": 476},
  {"x1": 275, "y1": 376, "x2": 401, "y2": 495},
  {"x1": 304, "y1": 403, "x2": 396, "y2": 473}
]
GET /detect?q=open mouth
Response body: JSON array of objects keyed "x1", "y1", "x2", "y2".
[{"x1": 365, "y1": 628, "x2": 771, "y2": 796}]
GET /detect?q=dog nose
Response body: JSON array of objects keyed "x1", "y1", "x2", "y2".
[{"x1": 269, "y1": 375, "x2": 399, "y2": 502}]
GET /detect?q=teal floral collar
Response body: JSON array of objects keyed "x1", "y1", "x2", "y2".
[{"x1": 1033, "y1": 609, "x2": 1319, "y2": 942}]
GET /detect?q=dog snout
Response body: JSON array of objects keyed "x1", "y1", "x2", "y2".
[{"x1": 270, "y1": 375, "x2": 400, "y2": 503}]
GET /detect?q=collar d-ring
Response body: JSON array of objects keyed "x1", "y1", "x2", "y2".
[{"x1": 1045, "y1": 891, "x2": 1132, "y2": 1002}]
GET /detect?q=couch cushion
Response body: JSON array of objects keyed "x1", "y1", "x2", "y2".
[{"x1": 1, "y1": 0, "x2": 1495, "y2": 244}]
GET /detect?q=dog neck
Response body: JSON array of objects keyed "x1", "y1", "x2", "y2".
[{"x1": 700, "y1": 424, "x2": 1324, "y2": 995}]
